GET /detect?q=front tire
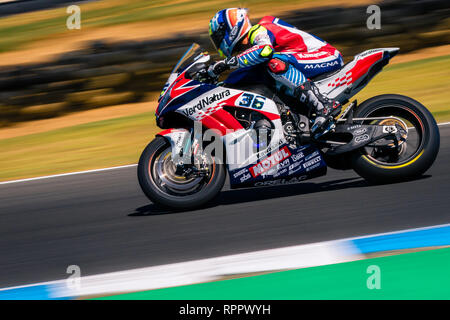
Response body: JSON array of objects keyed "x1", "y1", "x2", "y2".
[
  {"x1": 351, "y1": 94, "x2": 440, "y2": 184},
  {"x1": 138, "y1": 136, "x2": 226, "y2": 209}
]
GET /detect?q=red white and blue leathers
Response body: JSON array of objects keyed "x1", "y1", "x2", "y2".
[{"x1": 230, "y1": 16, "x2": 344, "y2": 96}]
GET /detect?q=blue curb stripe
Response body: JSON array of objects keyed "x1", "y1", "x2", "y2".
[
  {"x1": 0, "y1": 284, "x2": 70, "y2": 300},
  {"x1": 351, "y1": 225, "x2": 450, "y2": 254}
]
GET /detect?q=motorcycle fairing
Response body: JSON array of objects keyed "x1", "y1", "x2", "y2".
[
  {"x1": 156, "y1": 69, "x2": 327, "y2": 188},
  {"x1": 156, "y1": 49, "x2": 214, "y2": 119},
  {"x1": 155, "y1": 128, "x2": 191, "y2": 163},
  {"x1": 228, "y1": 143, "x2": 327, "y2": 188},
  {"x1": 176, "y1": 87, "x2": 282, "y2": 133},
  {"x1": 156, "y1": 125, "x2": 328, "y2": 188},
  {"x1": 156, "y1": 75, "x2": 217, "y2": 119},
  {"x1": 315, "y1": 48, "x2": 399, "y2": 101}
]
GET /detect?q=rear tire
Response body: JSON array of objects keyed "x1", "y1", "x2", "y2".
[
  {"x1": 138, "y1": 136, "x2": 226, "y2": 209},
  {"x1": 351, "y1": 94, "x2": 440, "y2": 184}
]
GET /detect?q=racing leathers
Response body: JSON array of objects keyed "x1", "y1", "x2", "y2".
[{"x1": 208, "y1": 16, "x2": 344, "y2": 136}]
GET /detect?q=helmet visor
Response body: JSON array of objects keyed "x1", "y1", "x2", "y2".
[{"x1": 209, "y1": 22, "x2": 227, "y2": 56}]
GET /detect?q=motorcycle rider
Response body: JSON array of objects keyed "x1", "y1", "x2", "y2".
[{"x1": 207, "y1": 8, "x2": 344, "y2": 137}]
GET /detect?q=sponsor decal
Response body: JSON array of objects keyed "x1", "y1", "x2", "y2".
[
  {"x1": 182, "y1": 90, "x2": 231, "y2": 116},
  {"x1": 254, "y1": 175, "x2": 308, "y2": 187},
  {"x1": 289, "y1": 161, "x2": 302, "y2": 171},
  {"x1": 289, "y1": 166, "x2": 304, "y2": 175},
  {"x1": 353, "y1": 128, "x2": 367, "y2": 135},
  {"x1": 347, "y1": 124, "x2": 362, "y2": 130},
  {"x1": 249, "y1": 146, "x2": 292, "y2": 177},
  {"x1": 257, "y1": 140, "x2": 286, "y2": 159},
  {"x1": 306, "y1": 162, "x2": 321, "y2": 172},
  {"x1": 288, "y1": 160, "x2": 305, "y2": 175},
  {"x1": 233, "y1": 168, "x2": 247, "y2": 178},
  {"x1": 276, "y1": 158, "x2": 290, "y2": 170},
  {"x1": 239, "y1": 173, "x2": 252, "y2": 183},
  {"x1": 355, "y1": 134, "x2": 370, "y2": 143},
  {"x1": 226, "y1": 56, "x2": 238, "y2": 67},
  {"x1": 304, "y1": 60, "x2": 339, "y2": 69},
  {"x1": 358, "y1": 49, "x2": 380, "y2": 58},
  {"x1": 303, "y1": 156, "x2": 321, "y2": 169},
  {"x1": 304, "y1": 151, "x2": 319, "y2": 161},
  {"x1": 295, "y1": 52, "x2": 328, "y2": 59},
  {"x1": 382, "y1": 125, "x2": 398, "y2": 134},
  {"x1": 273, "y1": 168, "x2": 288, "y2": 178},
  {"x1": 291, "y1": 151, "x2": 304, "y2": 162}
]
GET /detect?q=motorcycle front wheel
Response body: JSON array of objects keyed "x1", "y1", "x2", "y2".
[
  {"x1": 351, "y1": 94, "x2": 440, "y2": 184},
  {"x1": 137, "y1": 136, "x2": 226, "y2": 209}
]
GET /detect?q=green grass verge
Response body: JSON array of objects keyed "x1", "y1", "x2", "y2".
[
  {"x1": 0, "y1": 112, "x2": 158, "y2": 181},
  {"x1": 94, "y1": 247, "x2": 450, "y2": 300},
  {"x1": 354, "y1": 54, "x2": 450, "y2": 122},
  {"x1": 0, "y1": 55, "x2": 449, "y2": 182}
]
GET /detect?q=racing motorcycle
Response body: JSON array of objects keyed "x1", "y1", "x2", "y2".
[{"x1": 138, "y1": 43, "x2": 440, "y2": 209}]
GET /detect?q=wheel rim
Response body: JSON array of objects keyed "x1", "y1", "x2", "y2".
[
  {"x1": 359, "y1": 104, "x2": 425, "y2": 168},
  {"x1": 149, "y1": 144, "x2": 214, "y2": 196}
]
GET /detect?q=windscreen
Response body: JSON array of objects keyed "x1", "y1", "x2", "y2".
[
  {"x1": 158, "y1": 43, "x2": 208, "y2": 103},
  {"x1": 171, "y1": 43, "x2": 205, "y2": 74}
]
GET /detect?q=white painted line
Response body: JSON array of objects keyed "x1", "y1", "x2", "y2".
[
  {"x1": 0, "y1": 164, "x2": 137, "y2": 185},
  {"x1": 1, "y1": 121, "x2": 449, "y2": 186}
]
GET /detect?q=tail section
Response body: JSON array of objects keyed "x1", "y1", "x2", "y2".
[{"x1": 315, "y1": 48, "x2": 399, "y2": 103}]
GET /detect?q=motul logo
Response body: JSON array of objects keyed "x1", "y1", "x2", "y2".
[{"x1": 250, "y1": 146, "x2": 292, "y2": 177}]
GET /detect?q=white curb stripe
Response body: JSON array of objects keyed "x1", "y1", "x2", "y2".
[
  {"x1": 62, "y1": 224, "x2": 450, "y2": 298},
  {"x1": 67, "y1": 240, "x2": 358, "y2": 298},
  {"x1": 0, "y1": 240, "x2": 359, "y2": 298}
]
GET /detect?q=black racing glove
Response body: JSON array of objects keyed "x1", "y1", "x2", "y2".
[{"x1": 207, "y1": 60, "x2": 228, "y2": 78}]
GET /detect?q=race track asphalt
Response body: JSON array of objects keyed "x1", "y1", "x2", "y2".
[{"x1": 0, "y1": 126, "x2": 449, "y2": 288}]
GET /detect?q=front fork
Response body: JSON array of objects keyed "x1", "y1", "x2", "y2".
[{"x1": 165, "y1": 124, "x2": 208, "y2": 177}]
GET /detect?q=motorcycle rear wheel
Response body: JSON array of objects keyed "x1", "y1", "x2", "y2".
[{"x1": 351, "y1": 94, "x2": 440, "y2": 184}]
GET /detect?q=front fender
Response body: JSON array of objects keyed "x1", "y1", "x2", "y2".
[{"x1": 156, "y1": 128, "x2": 190, "y2": 164}]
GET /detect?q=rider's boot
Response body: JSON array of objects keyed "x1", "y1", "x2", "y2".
[{"x1": 294, "y1": 80, "x2": 342, "y2": 139}]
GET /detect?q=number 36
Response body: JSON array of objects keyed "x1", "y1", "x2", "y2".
[{"x1": 238, "y1": 93, "x2": 266, "y2": 109}]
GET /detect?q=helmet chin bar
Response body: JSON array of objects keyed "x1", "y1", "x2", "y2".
[{"x1": 209, "y1": 8, "x2": 252, "y2": 58}]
